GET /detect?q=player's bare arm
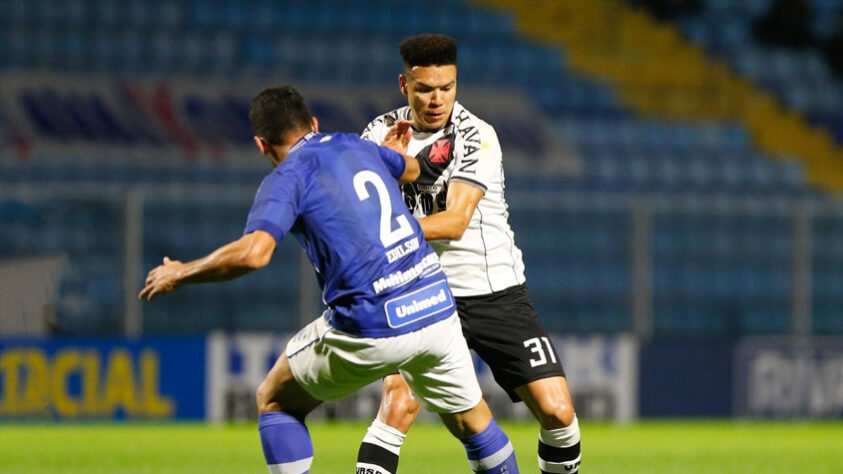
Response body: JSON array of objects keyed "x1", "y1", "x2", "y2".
[
  {"x1": 418, "y1": 182, "x2": 483, "y2": 240},
  {"x1": 139, "y1": 230, "x2": 276, "y2": 301},
  {"x1": 381, "y1": 119, "x2": 421, "y2": 184}
]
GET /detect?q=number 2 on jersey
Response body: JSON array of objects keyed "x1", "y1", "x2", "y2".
[{"x1": 353, "y1": 171, "x2": 414, "y2": 248}]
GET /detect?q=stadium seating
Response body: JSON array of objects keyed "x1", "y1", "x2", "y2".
[
  {"x1": 0, "y1": 199, "x2": 124, "y2": 334},
  {"x1": 676, "y1": 0, "x2": 843, "y2": 144}
]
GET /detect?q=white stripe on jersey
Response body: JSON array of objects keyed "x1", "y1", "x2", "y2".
[{"x1": 362, "y1": 102, "x2": 526, "y2": 297}]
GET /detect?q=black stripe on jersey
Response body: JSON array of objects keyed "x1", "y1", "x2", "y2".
[
  {"x1": 450, "y1": 176, "x2": 487, "y2": 192},
  {"x1": 477, "y1": 206, "x2": 494, "y2": 293}
]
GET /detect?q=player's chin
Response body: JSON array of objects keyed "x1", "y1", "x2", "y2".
[{"x1": 423, "y1": 115, "x2": 446, "y2": 129}]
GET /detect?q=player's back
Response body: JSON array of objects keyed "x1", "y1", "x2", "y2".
[{"x1": 266, "y1": 133, "x2": 452, "y2": 337}]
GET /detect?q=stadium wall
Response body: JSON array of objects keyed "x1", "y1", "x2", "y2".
[
  {"x1": 3, "y1": 334, "x2": 842, "y2": 421},
  {"x1": 205, "y1": 333, "x2": 638, "y2": 423},
  {"x1": 0, "y1": 337, "x2": 206, "y2": 420}
]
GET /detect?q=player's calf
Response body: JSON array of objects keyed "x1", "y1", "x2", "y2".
[
  {"x1": 461, "y1": 418, "x2": 519, "y2": 474},
  {"x1": 438, "y1": 398, "x2": 519, "y2": 473},
  {"x1": 516, "y1": 377, "x2": 581, "y2": 473},
  {"x1": 356, "y1": 374, "x2": 420, "y2": 473},
  {"x1": 255, "y1": 352, "x2": 322, "y2": 473},
  {"x1": 258, "y1": 411, "x2": 313, "y2": 474}
]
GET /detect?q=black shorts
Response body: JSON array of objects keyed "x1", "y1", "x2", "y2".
[{"x1": 456, "y1": 283, "x2": 566, "y2": 402}]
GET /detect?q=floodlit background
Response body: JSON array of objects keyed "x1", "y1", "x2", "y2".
[{"x1": 2, "y1": 0, "x2": 843, "y2": 434}]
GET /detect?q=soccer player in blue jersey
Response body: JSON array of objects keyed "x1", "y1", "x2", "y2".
[{"x1": 139, "y1": 86, "x2": 519, "y2": 474}]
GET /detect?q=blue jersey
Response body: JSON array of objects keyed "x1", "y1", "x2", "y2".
[{"x1": 244, "y1": 132, "x2": 454, "y2": 337}]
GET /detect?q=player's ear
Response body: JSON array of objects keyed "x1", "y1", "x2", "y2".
[
  {"x1": 310, "y1": 117, "x2": 319, "y2": 133},
  {"x1": 399, "y1": 74, "x2": 408, "y2": 96},
  {"x1": 254, "y1": 136, "x2": 270, "y2": 155}
]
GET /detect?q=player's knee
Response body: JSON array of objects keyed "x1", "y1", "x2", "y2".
[
  {"x1": 535, "y1": 395, "x2": 576, "y2": 429},
  {"x1": 255, "y1": 380, "x2": 278, "y2": 414}
]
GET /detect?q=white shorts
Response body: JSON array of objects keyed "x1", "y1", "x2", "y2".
[{"x1": 286, "y1": 312, "x2": 482, "y2": 414}]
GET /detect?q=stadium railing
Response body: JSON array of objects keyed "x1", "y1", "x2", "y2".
[{"x1": 3, "y1": 184, "x2": 842, "y2": 338}]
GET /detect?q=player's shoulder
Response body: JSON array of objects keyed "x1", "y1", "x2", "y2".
[
  {"x1": 297, "y1": 132, "x2": 364, "y2": 151},
  {"x1": 452, "y1": 102, "x2": 498, "y2": 140},
  {"x1": 293, "y1": 133, "x2": 381, "y2": 166},
  {"x1": 324, "y1": 132, "x2": 367, "y2": 144},
  {"x1": 285, "y1": 134, "x2": 338, "y2": 166},
  {"x1": 363, "y1": 106, "x2": 412, "y2": 133}
]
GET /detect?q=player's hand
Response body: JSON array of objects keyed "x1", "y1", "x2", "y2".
[
  {"x1": 381, "y1": 120, "x2": 412, "y2": 155},
  {"x1": 138, "y1": 256, "x2": 184, "y2": 301}
]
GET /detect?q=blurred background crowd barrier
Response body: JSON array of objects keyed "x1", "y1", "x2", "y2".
[{"x1": 2, "y1": 0, "x2": 843, "y2": 422}]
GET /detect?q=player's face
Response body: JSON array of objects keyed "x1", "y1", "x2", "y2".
[{"x1": 401, "y1": 65, "x2": 457, "y2": 132}]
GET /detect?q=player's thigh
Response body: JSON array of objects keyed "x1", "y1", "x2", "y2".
[
  {"x1": 287, "y1": 315, "x2": 409, "y2": 402},
  {"x1": 398, "y1": 314, "x2": 483, "y2": 415},
  {"x1": 457, "y1": 284, "x2": 566, "y2": 401}
]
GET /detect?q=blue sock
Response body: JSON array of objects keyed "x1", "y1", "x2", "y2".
[
  {"x1": 462, "y1": 419, "x2": 519, "y2": 473},
  {"x1": 258, "y1": 411, "x2": 313, "y2": 474}
]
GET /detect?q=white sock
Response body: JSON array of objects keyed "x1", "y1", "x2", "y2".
[
  {"x1": 538, "y1": 415, "x2": 582, "y2": 473},
  {"x1": 356, "y1": 419, "x2": 406, "y2": 474}
]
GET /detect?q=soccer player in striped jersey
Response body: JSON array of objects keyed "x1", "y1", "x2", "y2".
[
  {"x1": 140, "y1": 86, "x2": 518, "y2": 474},
  {"x1": 357, "y1": 34, "x2": 581, "y2": 474}
]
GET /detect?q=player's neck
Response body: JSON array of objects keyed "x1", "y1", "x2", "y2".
[{"x1": 286, "y1": 129, "x2": 313, "y2": 145}]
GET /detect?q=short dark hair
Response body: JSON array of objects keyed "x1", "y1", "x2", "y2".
[
  {"x1": 399, "y1": 34, "x2": 457, "y2": 68},
  {"x1": 249, "y1": 86, "x2": 312, "y2": 144}
]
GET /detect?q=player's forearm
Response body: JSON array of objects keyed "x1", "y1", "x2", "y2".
[
  {"x1": 398, "y1": 155, "x2": 421, "y2": 184},
  {"x1": 175, "y1": 240, "x2": 263, "y2": 285},
  {"x1": 419, "y1": 211, "x2": 470, "y2": 241}
]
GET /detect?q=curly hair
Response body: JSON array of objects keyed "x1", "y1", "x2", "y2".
[{"x1": 399, "y1": 34, "x2": 457, "y2": 68}]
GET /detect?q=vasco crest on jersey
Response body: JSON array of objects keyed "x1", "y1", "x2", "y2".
[{"x1": 419, "y1": 135, "x2": 455, "y2": 171}]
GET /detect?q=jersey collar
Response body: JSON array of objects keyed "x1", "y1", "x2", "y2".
[{"x1": 290, "y1": 131, "x2": 319, "y2": 153}]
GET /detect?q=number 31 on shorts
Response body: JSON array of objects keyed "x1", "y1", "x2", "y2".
[{"x1": 523, "y1": 337, "x2": 558, "y2": 367}]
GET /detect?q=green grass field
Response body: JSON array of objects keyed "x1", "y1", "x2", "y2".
[{"x1": 1, "y1": 420, "x2": 841, "y2": 473}]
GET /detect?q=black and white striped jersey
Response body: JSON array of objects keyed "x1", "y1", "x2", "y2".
[{"x1": 362, "y1": 101, "x2": 526, "y2": 297}]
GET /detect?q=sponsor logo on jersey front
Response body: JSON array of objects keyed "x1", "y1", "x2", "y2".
[
  {"x1": 384, "y1": 279, "x2": 454, "y2": 328},
  {"x1": 451, "y1": 107, "x2": 481, "y2": 174},
  {"x1": 372, "y1": 252, "x2": 440, "y2": 294}
]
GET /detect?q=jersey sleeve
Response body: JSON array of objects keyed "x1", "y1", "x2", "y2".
[
  {"x1": 376, "y1": 144, "x2": 406, "y2": 180},
  {"x1": 243, "y1": 167, "x2": 304, "y2": 243},
  {"x1": 450, "y1": 123, "x2": 501, "y2": 193},
  {"x1": 361, "y1": 117, "x2": 387, "y2": 144}
]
